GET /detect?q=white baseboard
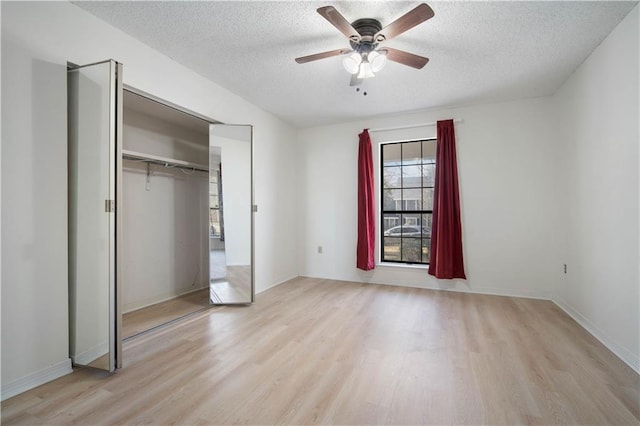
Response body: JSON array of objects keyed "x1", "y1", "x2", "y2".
[
  {"x1": 257, "y1": 274, "x2": 299, "y2": 294},
  {"x1": 1, "y1": 359, "x2": 73, "y2": 401},
  {"x1": 552, "y1": 297, "x2": 639, "y2": 374},
  {"x1": 393, "y1": 281, "x2": 553, "y2": 301}
]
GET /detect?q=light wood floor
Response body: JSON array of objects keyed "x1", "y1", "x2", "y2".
[
  {"x1": 2, "y1": 277, "x2": 638, "y2": 425},
  {"x1": 122, "y1": 288, "x2": 211, "y2": 339}
]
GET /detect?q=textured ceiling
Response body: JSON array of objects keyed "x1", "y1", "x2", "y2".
[{"x1": 73, "y1": 1, "x2": 637, "y2": 128}]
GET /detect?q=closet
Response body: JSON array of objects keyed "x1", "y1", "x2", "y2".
[
  {"x1": 67, "y1": 60, "x2": 254, "y2": 372},
  {"x1": 120, "y1": 90, "x2": 211, "y2": 339}
]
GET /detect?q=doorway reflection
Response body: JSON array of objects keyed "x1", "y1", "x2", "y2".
[{"x1": 209, "y1": 125, "x2": 254, "y2": 304}]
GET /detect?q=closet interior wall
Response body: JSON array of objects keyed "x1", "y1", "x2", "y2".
[{"x1": 122, "y1": 93, "x2": 209, "y2": 314}]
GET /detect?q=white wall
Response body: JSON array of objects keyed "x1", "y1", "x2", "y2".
[
  {"x1": 122, "y1": 109, "x2": 209, "y2": 313},
  {"x1": 297, "y1": 97, "x2": 562, "y2": 299},
  {"x1": 1, "y1": 1, "x2": 298, "y2": 398},
  {"x1": 1, "y1": 7, "x2": 71, "y2": 397},
  {"x1": 552, "y1": 5, "x2": 639, "y2": 371}
]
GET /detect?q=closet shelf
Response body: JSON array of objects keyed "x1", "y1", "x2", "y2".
[{"x1": 122, "y1": 150, "x2": 208, "y2": 172}]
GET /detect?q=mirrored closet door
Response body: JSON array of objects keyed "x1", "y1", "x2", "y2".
[
  {"x1": 67, "y1": 60, "x2": 122, "y2": 372},
  {"x1": 209, "y1": 125, "x2": 254, "y2": 304}
]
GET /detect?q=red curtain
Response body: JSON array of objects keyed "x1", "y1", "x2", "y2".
[
  {"x1": 357, "y1": 129, "x2": 375, "y2": 270},
  {"x1": 429, "y1": 120, "x2": 466, "y2": 279}
]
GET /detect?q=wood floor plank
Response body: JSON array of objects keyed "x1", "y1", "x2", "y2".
[{"x1": 2, "y1": 277, "x2": 638, "y2": 425}]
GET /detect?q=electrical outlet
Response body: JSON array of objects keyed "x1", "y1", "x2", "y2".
[{"x1": 317, "y1": 246, "x2": 323, "y2": 254}]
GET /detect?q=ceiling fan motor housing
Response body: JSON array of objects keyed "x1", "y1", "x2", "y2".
[{"x1": 350, "y1": 18, "x2": 382, "y2": 54}]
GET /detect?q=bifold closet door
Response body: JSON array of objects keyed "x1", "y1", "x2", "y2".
[{"x1": 67, "y1": 60, "x2": 122, "y2": 371}]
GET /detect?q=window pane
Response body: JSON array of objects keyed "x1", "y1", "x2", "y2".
[
  {"x1": 422, "y1": 238, "x2": 431, "y2": 263},
  {"x1": 403, "y1": 213, "x2": 420, "y2": 227},
  {"x1": 422, "y1": 188, "x2": 434, "y2": 210},
  {"x1": 402, "y1": 141, "x2": 422, "y2": 165},
  {"x1": 210, "y1": 209, "x2": 221, "y2": 237},
  {"x1": 383, "y1": 166, "x2": 402, "y2": 188},
  {"x1": 382, "y1": 143, "x2": 401, "y2": 166},
  {"x1": 383, "y1": 237, "x2": 401, "y2": 261},
  {"x1": 402, "y1": 165, "x2": 421, "y2": 187},
  {"x1": 383, "y1": 213, "x2": 401, "y2": 233},
  {"x1": 422, "y1": 163, "x2": 435, "y2": 187},
  {"x1": 403, "y1": 188, "x2": 421, "y2": 211},
  {"x1": 422, "y1": 140, "x2": 436, "y2": 161},
  {"x1": 383, "y1": 189, "x2": 401, "y2": 211},
  {"x1": 402, "y1": 238, "x2": 421, "y2": 263},
  {"x1": 422, "y1": 213, "x2": 432, "y2": 236}
]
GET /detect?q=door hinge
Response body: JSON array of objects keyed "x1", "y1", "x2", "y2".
[{"x1": 105, "y1": 199, "x2": 115, "y2": 213}]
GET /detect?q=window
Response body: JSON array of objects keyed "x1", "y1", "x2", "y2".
[
  {"x1": 381, "y1": 139, "x2": 436, "y2": 264},
  {"x1": 210, "y1": 167, "x2": 224, "y2": 240}
]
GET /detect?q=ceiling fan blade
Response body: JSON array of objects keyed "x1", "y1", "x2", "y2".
[
  {"x1": 382, "y1": 47, "x2": 429, "y2": 69},
  {"x1": 374, "y1": 3, "x2": 434, "y2": 42},
  {"x1": 350, "y1": 74, "x2": 362, "y2": 87},
  {"x1": 295, "y1": 49, "x2": 351, "y2": 64},
  {"x1": 317, "y1": 6, "x2": 362, "y2": 42}
]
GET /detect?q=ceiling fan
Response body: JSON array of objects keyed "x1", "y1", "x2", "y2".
[{"x1": 295, "y1": 3, "x2": 434, "y2": 86}]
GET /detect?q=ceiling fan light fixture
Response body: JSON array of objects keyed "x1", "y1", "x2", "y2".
[
  {"x1": 295, "y1": 4, "x2": 434, "y2": 83},
  {"x1": 342, "y1": 52, "x2": 362, "y2": 74},
  {"x1": 368, "y1": 50, "x2": 387, "y2": 73},
  {"x1": 357, "y1": 60, "x2": 375, "y2": 79}
]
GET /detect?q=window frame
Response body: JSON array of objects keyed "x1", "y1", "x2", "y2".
[{"x1": 379, "y1": 138, "x2": 436, "y2": 266}]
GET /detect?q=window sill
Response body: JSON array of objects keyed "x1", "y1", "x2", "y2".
[{"x1": 377, "y1": 262, "x2": 429, "y2": 270}]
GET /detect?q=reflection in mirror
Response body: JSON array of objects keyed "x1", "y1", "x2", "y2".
[
  {"x1": 209, "y1": 146, "x2": 227, "y2": 283},
  {"x1": 209, "y1": 125, "x2": 253, "y2": 304}
]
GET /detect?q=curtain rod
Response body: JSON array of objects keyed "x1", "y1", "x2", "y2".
[{"x1": 368, "y1": 118, "x2": 462, "y2": 133}]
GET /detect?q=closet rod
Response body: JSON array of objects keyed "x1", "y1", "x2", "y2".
[
  {"x1": 368, "y1": 118, "x2": 462, "y2": 133},
  {"x1": 122, "y1": 150, "x2": 209, "y2": 173}
]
